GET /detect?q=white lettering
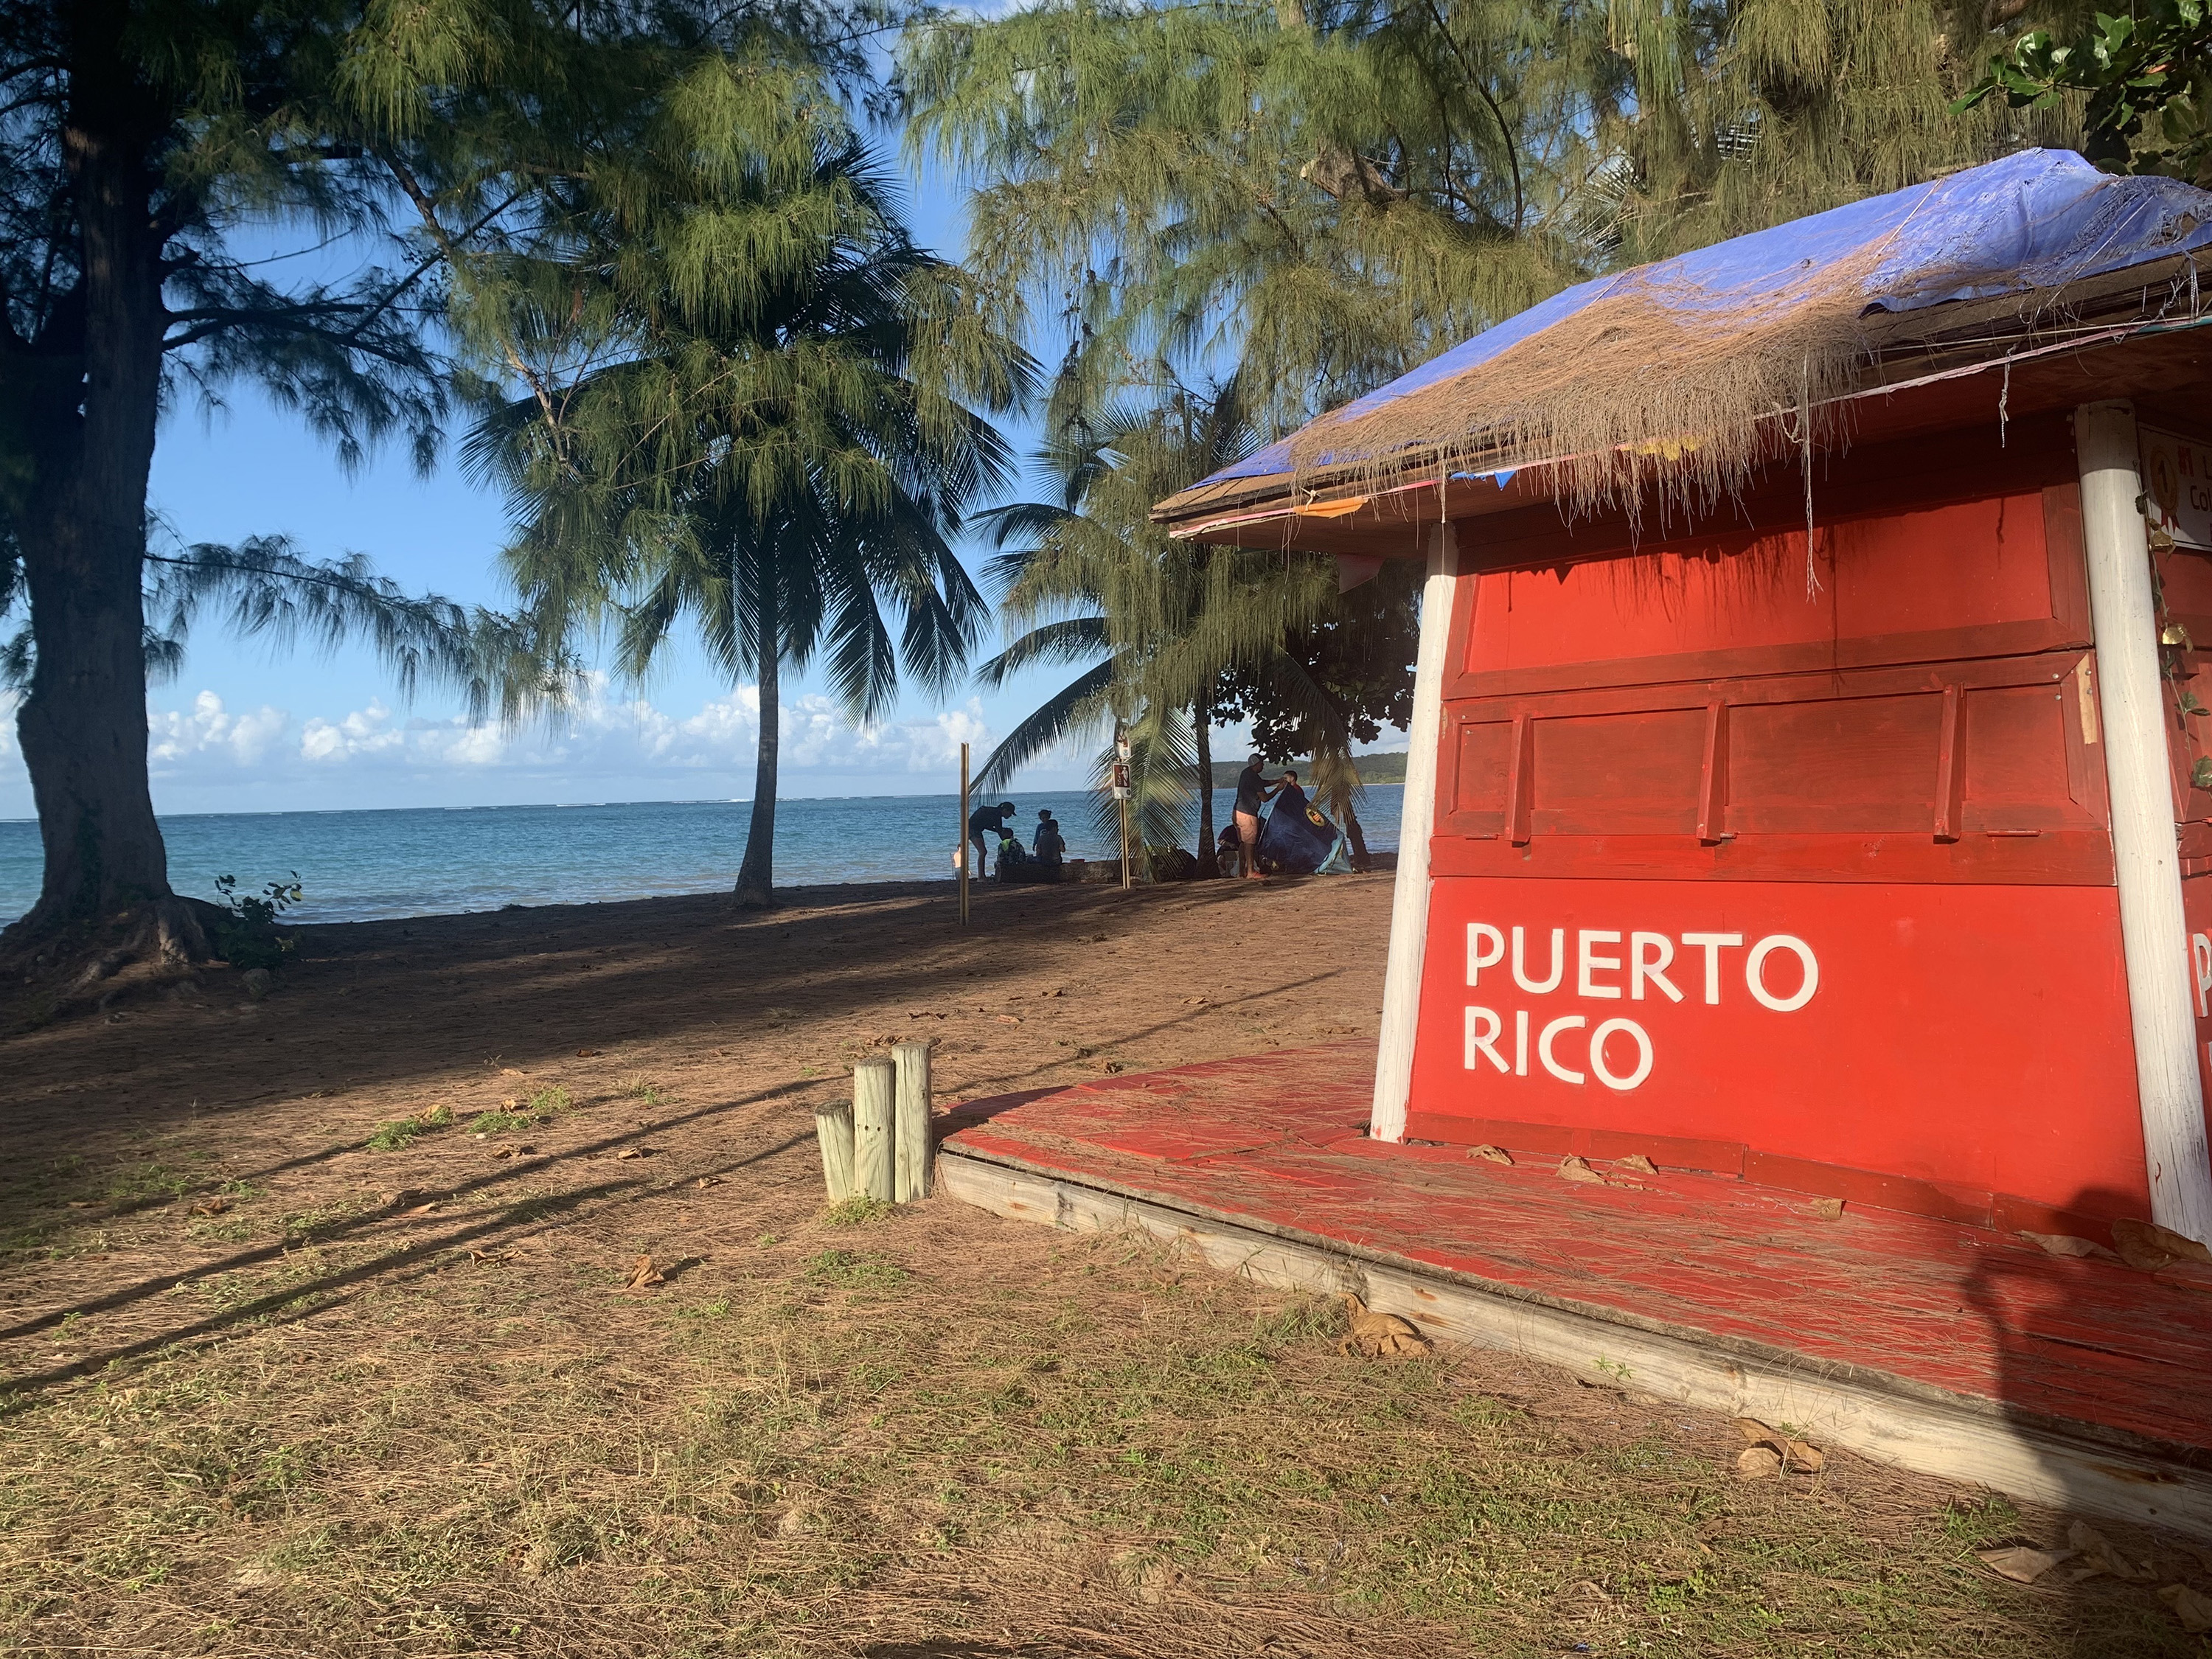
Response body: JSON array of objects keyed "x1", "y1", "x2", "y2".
[
  {"x1": 1630, "y1": 932, "x2": 1683, "y2": 1003},
  {"x1": 1512, "y1": 926, "x2": 1566, "y2": 995},
  {"x1": 1539, "y1": 1015, "x2": 1587, "y2": 1084},
  {"x1": 1589, "y1": 1018, "x2": 1655, "y2": 1091},
  {"x1": 1745, "y1": 934, "x2": 1820, "y2": 1012},
  {"x1": 1577, "y1": 931, "x2": 1623, "y2": 999},
  {"x1": 1680, "y1": 932, "x2": 1743, "y2": 1005},
  {"x1": 2194, "y1": 932, "x2": 2212, "y2": 1020},
  {"x1": 1465, "y1": 1006, "x2": 1509, "y2": 1073},
  {"x1": 1468, "y1": 922, "x2": 1506, "y2": 987},
  {"x1": 1514, "y1": 1009, "x2": 1529, "y2": 1076}
]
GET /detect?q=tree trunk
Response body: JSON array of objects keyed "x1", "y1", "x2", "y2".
[
  {"x1": 1192, "y1": 697, "x2": 1220, "y2": 878},
  {"x1": 734, "y1": 560, "x2": 779, "y2": 908},
  {"x1": 1343, "y1": 801, "x2": 1372, "y2": 874},
  {"x1": 3, "y1": 25, "x2": 181, "y2": 957}
]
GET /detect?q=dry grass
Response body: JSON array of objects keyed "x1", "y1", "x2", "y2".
[{"x1": 0, "y1": 878, "x2": 2199, "y2": 1657}]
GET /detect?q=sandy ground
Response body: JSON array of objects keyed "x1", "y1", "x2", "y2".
[{"x1": 0, "y1": 873, "x2": 2197, "y2": 1657}]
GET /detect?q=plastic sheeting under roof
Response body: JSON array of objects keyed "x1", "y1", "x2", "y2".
[{"x1": 1197, "y1": 149, "x2": 2212, "y2": 490}]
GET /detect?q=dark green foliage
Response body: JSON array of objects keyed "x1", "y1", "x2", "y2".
[
  {"x1": 209, "y1": 872, "x2": 302, "y2": 972},
  {"x1": 1959, "y1": 1, "x2": 2212, "y2": 184}
]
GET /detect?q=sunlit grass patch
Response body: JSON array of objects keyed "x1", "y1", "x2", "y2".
[{"x1": 365, "y1": 1105, "x2": 453, "y2": 1151}]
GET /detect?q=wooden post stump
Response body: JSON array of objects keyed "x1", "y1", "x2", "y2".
[
  {"x1": 893, "y1": 1041, "x2": 933, "y2": 1201},
  {"x1": 854, "y1": 1057, "x2": 896, "y2": 1203},
  {"x1": 813, "y1": 1102, "x2": 855, "y2": 1202}
]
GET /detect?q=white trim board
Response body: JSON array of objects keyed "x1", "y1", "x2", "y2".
[{"x1": 939, "y1": 1148, "x2": 2212, "y2": 1540}]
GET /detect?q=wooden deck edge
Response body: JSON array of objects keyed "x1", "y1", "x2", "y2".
[{"x1": 939, "y1": 1149, "x2": 2212, "y2": 1541}]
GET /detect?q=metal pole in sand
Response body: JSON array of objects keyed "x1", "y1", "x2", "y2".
[
  {"x1": 892, "y1": 1040, "x2": 933, "y2": 1201},
  {"x1": 813, "y1": 1101, "x2": 855, "y2": 1202},
  {"x1": 958, "y1": 741, "x2": 971, "y2": 927},
  {"x1": 853, "y1": 1056, "x2": 896, "y2": 1202}
]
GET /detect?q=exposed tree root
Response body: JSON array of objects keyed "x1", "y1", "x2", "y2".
[{"x1": 0, "y1": 896, "x2": 232, "y2": 1028}]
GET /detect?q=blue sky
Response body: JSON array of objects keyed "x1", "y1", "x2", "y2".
[{"x1": 0, "y1": 139, "x2": 1398, "y2": 822}]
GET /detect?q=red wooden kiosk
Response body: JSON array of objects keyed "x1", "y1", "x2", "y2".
[{"x1": 939, "y1": 150, "x2": 2212, "y2": 1532}]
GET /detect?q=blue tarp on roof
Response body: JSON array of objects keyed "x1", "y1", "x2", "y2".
[{"x1": 1203, "y1": 149, "x2": 2212, "y2": 486}]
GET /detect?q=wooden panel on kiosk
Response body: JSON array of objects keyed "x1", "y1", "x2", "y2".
[{"x1": 1409, "y1": 436, "x2": 2146, "y2": 1228}]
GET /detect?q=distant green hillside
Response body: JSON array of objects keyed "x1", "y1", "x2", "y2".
[{"x1": 1205, "y1": 752, "x2": 1407, "y2": 787}]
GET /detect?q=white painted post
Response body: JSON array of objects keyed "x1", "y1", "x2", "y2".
[
  {"x1": 1371, "y1": 521, "x2": 1460, "y2": 1142},
  {"x1": 2076, "y1": 400, "x2": 2212, "y2": 1242},
  {"x1": 854, "y1": 1057, "x2": 897, "y2": 1203},
  {"x1": 893, "y1": 1040, "x2": 933, "y2": 1201},
  {"x1": 813, "y1": 1102, "x2": 855, "y2": 1202}
]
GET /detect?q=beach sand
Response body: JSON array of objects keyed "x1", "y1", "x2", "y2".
[{"x1": 0, "y1": 874, "x2": 2161, "y2": 1656}]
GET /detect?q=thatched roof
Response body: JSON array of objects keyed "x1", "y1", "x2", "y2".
[{"x1": 1154, "y1": 150, "x2": 2212, "y2": 546}]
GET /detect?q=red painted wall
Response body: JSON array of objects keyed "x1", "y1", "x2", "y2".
[{"x1": 1406, "y1": 420, "x2": 2155, "y2": 1228}]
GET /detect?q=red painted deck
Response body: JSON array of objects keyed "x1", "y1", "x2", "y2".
[{"x1": 942, "y1": 1043, "x2": 2212, "y2": 1458}]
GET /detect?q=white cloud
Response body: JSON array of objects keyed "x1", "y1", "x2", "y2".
[{"x1": 0, "y1": 678, "x2": 998, "y2": 817}]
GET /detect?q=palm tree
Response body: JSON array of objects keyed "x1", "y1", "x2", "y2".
[
  {"x1": 974, "y1": 375, "x2": 1349, "y2": 877},
  {"x1": 470, "y1": 61, "x2": 1028, "y2": 905}
]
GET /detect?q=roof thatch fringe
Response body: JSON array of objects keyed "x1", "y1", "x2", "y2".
[{"x1": 1280, "y1": 237, "x2": 2094, "y2": 533}]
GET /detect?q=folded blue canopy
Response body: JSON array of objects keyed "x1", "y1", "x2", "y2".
[{"x1": 1202, "y1": 149, "x2": 2212, "y2": 487}]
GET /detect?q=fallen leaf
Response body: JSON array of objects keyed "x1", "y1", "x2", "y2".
[
  {"x1": 577, "y1": 1047, "x2": 602, "y2": 1057},
  {"x1": 2111, "y1": 1218, "x2": 2212, "y2": 1272},
  {"x1": 1809, "y1": 1197, "x2": 1846, "y2": 1220},
  {"x1": 1101, "y1": 1061, "x2": 1124, "y2": 1074},
  {"x1": 693, "y1": 1176, "x2": 720, "y2": 1190},
  {"x1": 626, "y1": 1253, "x2": 665, "y2": 1290},
  {"x1": 404, "y1": 1203, "x2": 437, "y2": 1217},
  {"x1": 66, "y1": 1200, "x2": 98, "y2": 1210},
  {"x1": 1733, "y1": 1417, "x2": 1774, "y2": 1441},
  {"x1": 615, "y1": 1147, "x2": 645, "y2": 1161},
  {"x1": 470, "y1": 1248, "x2": 518, "y2": 1267},
  {"x1": 1337, "y1": 1294, "x2": 1432, "y2": 1358},
  {"x1": 498, "y1": 1067, "x2": 525, "y2": 1077},
  {"x1": 1734, "y1": 1417, "x2": 1823, "y2": 1472},
  {"x1": 1782, "y1": 1437, "x2": 1826, "y2": 1472},
  {"x1": 2067, "y1": 1519, "x2": 2156, "y2": 1582},
  {"x1": 1616, "y1": 1153, "x2": 1658, "y2": 1175},
  {"x1": 1734, "y1": 1446, "x2": 1781, "y2": 1480},
  {"x1": 1558, "y1": 1155, "x2": 1607, "y2": 1185},
  {"x1": 2161, "y1": 1583, "x2": 2212, "y2": 1633},
  {"x1": 996, "y1": 1014, "x2": 1023, "y2": 1026},
  {"x1": 2018, "y1": 1230, "x2": 2121, "y2": 1262},
  {"x1": 1043, "y1": 987, "x2": 1064, "y2": 998},
  {"x1": 1470, "y1": 1144, "x2": 1514, "y2": 1166},
  {"x1": 1978, "y1": 1546, "x2": 2075, "y2": 1585},
  {"x1": 189, "y1": 1197, "x2": 232, "y2": 1217}
]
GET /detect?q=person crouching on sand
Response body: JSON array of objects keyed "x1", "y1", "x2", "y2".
[
  {"x1": 1231, "y1": 754, "x2": 1281, "y2": 880},
  {"x1": 1033, "y1": 809, "x2": 1065, "y2": 869}
]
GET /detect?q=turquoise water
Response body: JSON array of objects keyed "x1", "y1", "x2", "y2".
[{"x1": 0, "y1": 786, "x2": 1403, "y2": 926}]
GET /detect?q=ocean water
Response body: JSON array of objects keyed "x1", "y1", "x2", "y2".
[{"x1": 0, "y1": 785, "x2": 1403, "y2": 927}]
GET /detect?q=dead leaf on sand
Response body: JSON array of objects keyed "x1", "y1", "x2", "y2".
[
  {"x1": 1978, "y1": 1546, "x2": 2075, "y2": 1585},
  {"x1": 189, "y1": 1197, "x2": 232, "y2": 1217},
  {"x1": 1734, "y1": 1446, "x2": 1781, "y2": 1480},
  {"x1": 1470, "y1": 1144, "x2": 1514, "y2": 1166},
  {"x1": 498, "y1": 1067, "x2": 526, "y2": 1077},
  {"x1": 2160, "y1": 1583, "x2": 2212, "y2": 1633},
  {"x1": 1336, "y1": 1295, "x2": 1432, "y2": 1358},
  {"x1": 2111, "y1": 1218, "x2": 2212, "y2": 1272},
  {"x1": 1100, "y1": 1061, "x2": 1124, "y2": 1074},
  {"x1": 615, "y1": 1147, "x2": 646, "y2": 1161},
  {"x1": 996, "y1": 1014, "x2": 1023, "y2": 1026},
  {"x1": 1558, "y1": 1155, "x2": 1607, "y2": 1185},
  {"x1": 626, "y1": 1254, "x2": 666, "y2": 1290},
  {"x1": 403, "y1": 1203, "x2": 438, "y2": 1217},
  {"x1": 2067, "y1": 1519, "x2": 2156, "y2": 1582},
  {"x1": 470, "y1": 1248, "x2": 518, "y2": 1267},
  {"x1": 65, "y1": 1200, "x2": 98, "y2": 1210},
  {"x1": 576, "y1": 1047, "x2": 602, "y2": 1057},
  {"x1": 2018, "y1": 1230, "x2": 2122, "y2": 1262},
  {"x1": 1043, "y1": 987, "x2": 1064, "y2": 998},
  {"x1": 1734, "y1": 1417, "x2": 1825, "y2": 1472},
  {"x1": 1616, "y1": 1153, "x2": 1658, "y2": 1175}
]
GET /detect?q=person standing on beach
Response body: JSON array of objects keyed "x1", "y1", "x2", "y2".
[
  {"x1": 1231, "y1": 755, "x2": 1280, "y2": 880},
  {"x1": 968, "y1": 800, "x2": 1017, "y2": 877}
]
